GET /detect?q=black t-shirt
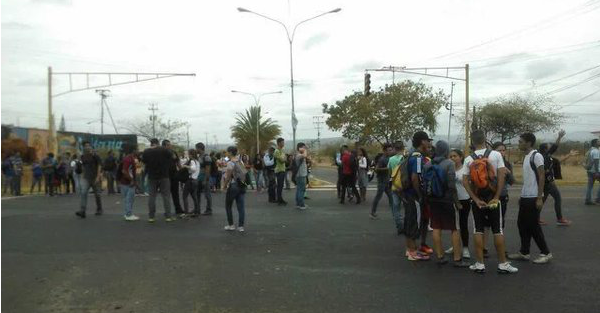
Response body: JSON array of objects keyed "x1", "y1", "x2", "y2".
[
  {"x1": 254, "y1": 157, "x2": 264, "y2": 170},
  {"x1": 167, "y1": 150, "x2": 179, "y2": 177},
  {"x1": 81, "y1": 153, "x2": 101, "y2": 181},
  {"x1": 142, "y1": 147, "x2": 172, "y2": 180},
  {"x1": 103, "y1": 155, "x2": 117, "y2": 171},
  {"x1": 376, "y1": 155, "x2": 389, "y2": 181}
]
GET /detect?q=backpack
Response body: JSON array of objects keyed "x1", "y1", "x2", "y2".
[
  {"x1": 423, "y1": 160, "x2": 448, "y2": 199},
  {"x1": 469, "y1": 149, "x2": 497, "y2": 196},
  {"x1": 551, "y1": 156, "x2": 562, "y2": 180},
  {"x1": 232, "y1": 160, "x2": 248, "y2": 192},
  {"x1": 291, "y1": 155, "x2": 305, "y2": 185},
  {"x1": 583, "y1": 150, "x2": 593, "y2": 171},
  {"x1": 390, "y1": 152, "x2": 420, "y2": 192},
  {"x1": 75, "y1": 160, "x2": 83, "y2": 174}
]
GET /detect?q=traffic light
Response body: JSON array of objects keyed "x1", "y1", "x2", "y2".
[{"x1": 364, "y1": 73, "x2": 371, "y2": 96}]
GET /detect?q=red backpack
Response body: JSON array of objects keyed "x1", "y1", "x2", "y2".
[{"x1": 469, "y1": 149, "x2": 497, "y2": 195}]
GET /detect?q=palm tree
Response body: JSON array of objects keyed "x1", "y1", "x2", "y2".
[{"x1": 230, "y1": 106, "x2": 281, "y2": 155}]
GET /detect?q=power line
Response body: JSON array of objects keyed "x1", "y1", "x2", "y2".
[
  {"x1": 545, "y1": 73, "x2": 600, "y2": 95},
  {"x1": 560, "y1": 88, "x2": 600, "y2": 108}
]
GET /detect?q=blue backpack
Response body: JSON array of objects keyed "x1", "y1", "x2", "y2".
[{"x1": 423, "y1": 161, "x2": 447, "y2": 198}]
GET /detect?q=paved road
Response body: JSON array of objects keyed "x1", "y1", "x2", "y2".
[{"x1": 2, "y1": 185, "x2": 599, "y2": 313}]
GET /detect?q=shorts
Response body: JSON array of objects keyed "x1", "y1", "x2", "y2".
[
  {"x1": 429, "y1": 201, "x2": 458, "y2": 230},
  {"x1": 401, "y1": 193, "x2": 421, "y2": 240},
  {"x1": 472, "y1": 201, "x2": 503, "y2": 235}
]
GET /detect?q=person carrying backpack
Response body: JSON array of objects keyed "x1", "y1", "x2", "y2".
[
  {"x1": 462, "y1": 130, "x2": 517, "y2": 274},
  {"x1": 340, "y1": 145, "x2": 361, "y2": 204},
  {"x1": 119, "y1": 143, "x2": 140, "y2": 221},
  {"x1": 223, "y1": 146, "x2": 247, "y2": 232},
  {"x1": 386, "y1": 141, "x2": 406, "y2": 233},
  {"x1": 584, "y1": 138, "x2": 600, "y2": 205},
  {"x1": 370, "y1": 143, "x2": 393, "y2": 219},
  {"x1": 423, "y1": 140, "x2": 470, "y2": 267},
  {"x1": 293, "y1": 142, "x2": 310, "y2": 210},
  {"x1": 538, "y1": 130, "x2": 573, "y2": 226}
]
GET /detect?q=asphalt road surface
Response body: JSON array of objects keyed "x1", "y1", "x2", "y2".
[{"x1": 2, "y1": 180, "x2": 599, "y2": 313}]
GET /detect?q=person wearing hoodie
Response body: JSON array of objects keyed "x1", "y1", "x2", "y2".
[{"x1": 424, "y1": 141, "x2": 470, "y2": 267}]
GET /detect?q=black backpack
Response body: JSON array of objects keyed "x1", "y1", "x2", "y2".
[{"x1": 291, "y1": 156, "x2": 304, "y2": 185}]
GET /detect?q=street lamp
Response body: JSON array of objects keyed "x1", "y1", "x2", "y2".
[
  {"x1": 237, "y1": 6, "x2": 341, "y2": 149},
  {"x1": 231, "y1": 90, "x2": 282, "y2": 155}
]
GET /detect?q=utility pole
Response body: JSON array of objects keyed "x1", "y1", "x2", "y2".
[
  {"x1": 148, "y1": 103, "x2": 158, "y2": 138},
  {"x1": 186, "y1": 124, "x2": 190, "y2": 149},
  {"x1": 465, "y1": 64, "x2": 470, "y2": 153},
  {"x1": 95, "y1": 89, "x2": 118, "y2": 134},
  {"x1": 446, "y1": 82, "x2": 455, "y2": 143},
  {"x1": 313, "y1": 115, "x2": 324, "y2": 150}
]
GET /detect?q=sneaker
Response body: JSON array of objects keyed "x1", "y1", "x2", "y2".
[
  {"x1": 298, "y1": 206, "x2": 308, "y2": 210},
  {"x1": 238, "y1": 227, "x2": 245, "y2": 232},
  {"x1": 453, "y1": 259, "x2": 471, "y2": 268},
  {"x1": 224, "y1": 225, "x2": 236, "y2": 231},
  {"x1": 532, "y1": 253, "x2": 553, "y2": 264},
  {"x1": 75, "y1": 211, "x2": 86, "y2": 219},
  {"x1": 497, "y1": 262, "x2": 519, "y2": 274},
  {"x1": 419, "y1": 244, "x2": 434, "y2": 255},
  {"x1": 462, "y1": 247, "x2": 471, "y2": 259},
  {"x1": 278, "y1": 201, "x2": 288, "y2": 206},
  {"x1": 508, "y1": 252, "x2": 531, "y2": 261},
  {"x1": 369, "y1": 213, "x2": 378, "y2": 219},
  {"x1": 148, "y1": 218, "x2": 155, "y2": 223},
  {"x1": 95, "y1": 210, "x2": 103, "y2": 216},
  {"x1": 437, "y1": 256, "x2": 448, "y2": 265},
  {"x1": 445, "y1": 247, "x2": 454, "y2": 254},
  {"x1": 125, "y1": 215, "x2": 140, "y2": 221},
  {"x1": 201, "y1": 210, "x2": 213, "y2": 216},
  {"x1": 469, "y1": 262, "x2": 486, "y2": 273},
  {"x1": 539, "y1": 219, "x2": 547, "y2": 226},
  {"x1": 428, "y1": 225, "x2": 434, "y2": 232},
  {"x1": 407, "y1": 250, "x2": 430, "y2": 261},
  {"x1": 165, "y1": 217, "x2": 174, "y2": 222},
  {"x1": 556, "y1": 218, "x2": 572, "y2": 226},
  {"x1": 178, "y1": 213, "x2": 187, "y2": 219}
]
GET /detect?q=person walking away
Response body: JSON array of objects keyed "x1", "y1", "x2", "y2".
[
  {"x1": 463, "y1": 130, "x2": 516, "y2": 274},
  {"x1": 264, "y1": 147, "x2": 277, "y2": 203},
  {"x1": 9, "y1": 152, "x2": 24, "y2": 196},
  {"x1": 294, "y1": 143, "x2": 310, "y2": 210},
  {"x1": 103, "y1": 150, "x2": 117, "y2": 195},
  {"x1": 181, "y1": 149, "x2": 200, "y2": 216},
  {"x1": 357, "y1": 148, "x2": 369, "y2": 202},
  {"x1": 446, "y1": 149, "x2": 472, "y2": 259},
  {"x1": 274, "y1": 138, "x2": 288, "y2": 205},
  {"x1": 2, "y1": 156, "x2": 14, "y2": 196},
  {"x1": 538, "y1": 130, "x2": 573, "y2": 225},
  {"x1": 119, "y1": 143, "x2": 140, "y2": 221},
  {"x1": 340, "y1": 145, "x2": 361, "y2": 204},
  {"x1": 370, "y1": 143, "x2": 393, "y2": 219},
  {"x1": 584, "y1": 139, "x2": 600, "y2": 205},
  {"x1": 30, "y1": 161, "x2": 43, "y2": 194},
  {"x1": 508, "y1": 133, "x2": 553, "y2": 264},
  {"x1": 42, "y1": 153, "x2": 57, "y2": 196},
  {"x1": 386, "y1": 142, "x2": 406, "y2": 234},
  {"x1": 196, "y1": 142, "x2": 213, "y2": 216},
  {"x1": 75, "y1": 142, "x2": 103, "y2": 218},
  {"x1": 142, "y1": 138, "x2": 174, "y2": 223},
  {"x1": 254, "y1": 153, "x2": 265, "y2": 192},
  {"x1": 223, "y1": 146, "x2": 247, "y2": 232}
]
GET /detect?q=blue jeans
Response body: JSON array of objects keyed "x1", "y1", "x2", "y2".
[
  {"x1": 225, "y1": 183, "x2": 245, "y2": 227},
  {"x1": 255, "y1": 170, "x2": 264, "y2": 191},
  {"x1": 371, "y1": 180, "x2": 392, "y2": 214},
  {"x1": 197, "y1": 179, "x2": 212, "y2": 212},
  {"x1": 391, "y1": 191, "x2": 404, "y2": 232},
  {"x1": 121, "y1": 184, "x2": 136, "y2": 216},
  {"x1": 295, "y1": 176, "x2": 307, "y2": 207},
  {"x1": 79, "y1": 178, "x2": 102, "y2": 212},
  {"x1": 586, "y1": 172, "x2": 600, "y2": 203}
]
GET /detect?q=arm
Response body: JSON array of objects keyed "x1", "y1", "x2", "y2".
[
  {"x1": 463, "y1": 174, "x2": 487, "y2": 209},
  {"x1": 536, "y1": 165, "x2": 545, "y2": 209},
  {"x1": 447, "y1": 164, "x2": 460, "y2": 206},
  {"x1": 411, "y1": 172, "x2": 422, "y2": 201},
  {"x1": 493, "y1": 167, "x2": 506, "y2": 201}
]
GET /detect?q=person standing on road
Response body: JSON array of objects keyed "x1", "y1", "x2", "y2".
[
  {"x1": 274, "y1": 138, "x2": 288, "y2": 205},
  {"x1": 294, "y1": 142, "x2": 310, "y2": 210},
  {"x1": 223, "y1": 146, "x2": 247, "y2": 232},
  {"x1": 254, "y1": 153, "x2": 265, "y2": 192},
  {"x1": 143, "y1": 138, "x2": 174, "y2": 223},
  {"x1": 119, "y1": 143, "x2": 140, "y2": 221},
  {"x1": 385, "y1": 141, "x2": 406, "y2": 234},
  {"x1": 64, "y1": 152, "x2": 76, "y2": 194},
  {"x1": 181, "y1": 149, "x2": 200, "y2": 217},
  {"x1": 370, "y1": 143, "x2": 393, "y2": 219},
  {"x1": 584, "y1": 138, "x2": 600, "y2": 205},
  {"x1": 2, "y1": 155, "x2": 14, "y2": 196},
  {"x1": 492, "y1": 142, "x2": 515, "y2": 230},
  {"x1": 446, "y1": 149, "x2": 472, "y2": 259},
  {"x1": 75, "y1": 142, "x2": 103, "y2": 218},
  {"x1": 463, "y1": 130, "x2": 516, "y2": 274},
  {"x1": 42, "y1": 153, "x2": 57, "y2": 196},
  {"x1": 9, "y1": 151, "x2": 23, "y2": 196},
  {"x1": 335, "y1": 148, "x2": 343, "y2": 199},
  {"x1": 357, "y1": 148, "x2": 369, "y2": 202},
  {"x1": 30, "y1": 161, "x2": 43, "y2": 194},
  {"x1": 340, "y1": 145, "x2": 361, "y2": 204},
  {"x1": 538, "y1": 130, "x2": 573, "y2": 226},
  {"x1": 509, "y1": 133, "x2": 553, "y2": 264},
  {"x1": 264, "y1": 147, "x2": 277, "y2": 203},
  {"x1": 195, "y1": 142, "x2": 213, "y2": 216},
  {"x1": 103, "y1": 150, "x2": 117, "y2": 195},
  {"x1": 162, "y1": 140, "x2": 184, "y2": 217}
]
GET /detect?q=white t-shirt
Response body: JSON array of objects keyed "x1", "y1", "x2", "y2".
[
  {"x1": 521, "y1": 150, "x2": 544, "y2": 198},
  {"x1": 463, "y1": 148, "x2": 506, "y2": 177},
  {"x1": 588, "y1": 147, "x2": 600, "y2": 173},
  {"x1": 188, "y1": 159, "x2": 200, "y2": 180},
  {"x1": 358, "y1": 156, "x2": 368, "y2": 169},
  {"x1": 455, "y1": 165, "x2": 469, "y2": 200}
]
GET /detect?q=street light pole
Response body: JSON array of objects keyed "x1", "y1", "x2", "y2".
[
  {"x1": 231, "y1": 90, "x2": 282, "y2": 155},
  {"x1": 237, "y1": 7, "x2": 341, "y2": 150}
]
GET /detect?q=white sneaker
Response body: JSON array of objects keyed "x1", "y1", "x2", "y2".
[
  {"x1": 445, "y1": 247, "x2": 454, "y2": 254},
  {"x1": 462, "y1": 247, "x2": 471, "y2": 259},
  {"x1": 224, "y1": 225, "x2": 236, "y2": 231},
  {"x1": 299, "y1": 206, "x2": 308, "y2": 210},
  {"x1": 124, "y1": 215, "x2": 140, "y2": 221},
  {"x1": 508, "y1": 252, "x2": 531, "y2": 261},
  {"x1": 238, "y1": 227, "x2": 245, "y2": 232},
  {"x1": 469, "y1": 262, "x2": 486, "y2": 273},
  {"x1": 497, "y1": 262, "x2": 519, "y2": 274},
  {"x1": 532, "y1": 253, "x2": 553, "y2": 264}
]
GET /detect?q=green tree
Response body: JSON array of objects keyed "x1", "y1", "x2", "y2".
[
  {"x1": 473, "y1": 94, "x2": 565, "y2": 144},
  {"x1": 322, "y1": 80, "x2": 448, "y2": 144},
  {"x1": 230, "y1": 106, "x2": 281, "y2": 155}
]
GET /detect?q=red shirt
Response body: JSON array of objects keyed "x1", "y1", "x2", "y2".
[
  {"x1": 341, "y1": 152, "x2": 353, "y2": 175},
  {"x1": 119, "y1": 155, "x2": 136, "y2": 185}
]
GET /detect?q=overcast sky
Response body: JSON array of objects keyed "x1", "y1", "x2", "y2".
[{"x1": 2, "y1": 0, "x2": 600, "y2": 145}]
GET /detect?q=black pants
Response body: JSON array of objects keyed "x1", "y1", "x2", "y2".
[
  {"x1": 336, "y1": 167, "x2": 342, "y2": 198},
  {"x1": 170, "y1": 178, "x2": 183, "y2": 214},
  {"x1": 182, "y1": 179, "x2": 199, "y2": 214},
  {"x1": 458, "y1": 199, "x2": 471, "y2": 247},
  {"x1": 500, "y1": 195, "x2": 509, "y2": 228},
  {"x1": 276, "y1": 171, "x2": 286, "y2": 203},
  {"x1": 266, "y1": 169, "x2": 276, "y2": 202},
  {"x1": 340, "y1": 174, "x2": 360, "y2": 203},
  {"x1": 44, "y1": 173, "x2": 54, "y2": 196},
  {"x1": 543, "y1": 181, "x2": 563, "y2": 220},
  {"x1": 518, "y1": 198, "x2": 550, "y2": 255}
]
